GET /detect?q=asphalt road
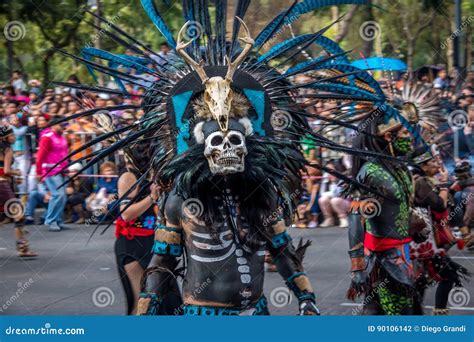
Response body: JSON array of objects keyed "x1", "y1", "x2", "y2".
[{"x1": 1, "y1": 221, "x2": 473, "y2": 316}]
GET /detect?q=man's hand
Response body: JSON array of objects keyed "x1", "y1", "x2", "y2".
[
  {"x1": 299, "y1": 300, "x2": 320, "y2": 315},
  {"x1": 439, "y1": 166, "x2": 449, "y2": 183},
  {"x1": 347, "y1": 270, "x2": 369, "y2": 300},
  {"x1": 150, "y1": 183, "x2": 161, "y2": 202}
]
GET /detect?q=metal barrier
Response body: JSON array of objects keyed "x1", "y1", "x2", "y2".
[{"x1": 13, "y1": 132, "x2": 123, "y2": 193}]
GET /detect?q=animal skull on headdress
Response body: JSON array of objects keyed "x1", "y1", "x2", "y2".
[
  {"x1": 176, "y1": 17, "x2": 254, "y2": 131},
  {"x1": 177, "y1": 17, "x2": 254, "y2": 175}
]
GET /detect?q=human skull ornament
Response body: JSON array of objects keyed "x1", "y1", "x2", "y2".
[
  {"x1": 203, "y1": 76, "x2": 233, "y2": 131},
  {"x1": 204, "y1": 130, "x2": 247, "y2": 175}
]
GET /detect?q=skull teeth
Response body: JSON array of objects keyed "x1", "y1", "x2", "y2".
[{"x1": 216, "y1": 157, "x2": 240, "y2": 166}]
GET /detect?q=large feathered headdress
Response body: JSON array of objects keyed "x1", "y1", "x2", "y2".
[
  {"x1": 390, "y1": 81, "x2": 444, "y2": 142},
  {"x1": 48, "y1": 0, "x2": 425, "y2": 227}
]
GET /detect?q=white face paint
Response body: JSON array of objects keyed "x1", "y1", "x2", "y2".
[{"x1": 203, "y1": 130, "x2": 247, "y2": 175}]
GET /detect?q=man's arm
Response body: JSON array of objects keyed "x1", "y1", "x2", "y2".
[
  {"x1": 346, "y1": 204, "x2": 368, "y2": 300},
  {"x1": 267, "y1": 220, "x2": 319, "y2": 315},
  {"x1": 346, "y1": 167, "x2": 375, "y2": 300},
  {"x1": 136, "y1": 194, "x2": 184, "y2": 315}
]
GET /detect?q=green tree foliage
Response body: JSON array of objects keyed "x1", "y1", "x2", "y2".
[{"x1": 0, "y1": 0, "x2": 472, "y2": 86}]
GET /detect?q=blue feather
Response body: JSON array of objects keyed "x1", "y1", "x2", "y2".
[
  {"x1": 314, "y1": 36, "x2": 349, "y2": 63},
  {"x1": 305, "y1": 61, "x2": 385, "y2": 100},
  {"x1": 283, "y1": 56, "x2": 326, "y2": 75},
  {"x1": 255, "y1": 0, "x2": 371, "y2": 48},
  {"x1": 81, "y1": 51, "x2": 98, "y2": 83},
  {"x1": 108, "y1": 61, "x2": 128, "y2": 93},
  {"x1": 140, "y1": 0, "x2": 177, "y2": 48},
  {"x1": 82, "y1": 48, "x2": 154, "y2": 75},
  {"x1": 257, "y1": 34, "x2": 315, "y2": 64},
  {"x1": 307, "y1": 83, "x2": 381, "y2": 102}
]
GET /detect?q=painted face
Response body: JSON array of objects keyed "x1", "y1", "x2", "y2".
[
  {"x1": 392, "y1": 128, "x2": 413, "y2": 155},
  {"x1": 203, "y1": 77, "x2": 233, "y2": 131},
  {"x1": 393, "y1": 136, "x2": 413, "y2": 155},
  {"x1": 203, "y1": 130, "x2": 247, "y2": 175}
]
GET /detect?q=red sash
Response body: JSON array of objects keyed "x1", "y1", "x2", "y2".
[
  {"x1": 115, "y1": 217, "x2": 154, "y2": 240},
  {"x1": 364, "y1": 231, "x2": 412, "y2": 252}
]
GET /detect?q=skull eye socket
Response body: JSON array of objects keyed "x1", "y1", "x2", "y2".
[
  {"x1": 228, "y1": 134, "x2": 242, "y2": 145},
  {"x1": 210, "y1": 135, "x2": 224, "y2": 146}
]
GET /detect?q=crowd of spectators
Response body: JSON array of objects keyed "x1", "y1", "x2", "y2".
[
  {"x1": 292, "y1": 69, "x2": 474, "y2": 229},
  {"x1": 0, "y1": 62, "x2": 473, "y2": 231},
  {"x1": 0, "y1": 68, "x2": 146, "y2": 228}
]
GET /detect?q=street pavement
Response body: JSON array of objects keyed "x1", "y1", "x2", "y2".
[{"x1": 1, "y1": 221, "x2": 473, "y2": 316}]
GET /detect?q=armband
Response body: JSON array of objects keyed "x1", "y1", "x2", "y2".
[
  {"x1": 152, "y1": 224, "x2": 183, "y2": 256},
  {"x1": 271, "y1": 231, "x2": 292, "y2": 248},
  {"x1": 349, "y1": 256, "x2": 366, "y2": 272}
]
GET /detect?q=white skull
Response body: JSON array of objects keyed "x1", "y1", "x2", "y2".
[{"x1": 204, "y1": 130, "x2": 247, "y2": 175}]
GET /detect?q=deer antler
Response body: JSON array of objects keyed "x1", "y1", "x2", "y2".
[
  {"x1": 225, "y1": 17, "x2": 254, "y2": 81},
  {"x1": 176, "y1": 21, "x2": 209, "y2": 83}
]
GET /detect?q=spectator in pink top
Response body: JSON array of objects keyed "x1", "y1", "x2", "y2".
[{"x1": 36, "y1": 117, "x2": 69, "y2": 231}]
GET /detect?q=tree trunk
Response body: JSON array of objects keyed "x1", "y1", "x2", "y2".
[
  {"x1": 42, "y1": 50, "x2": 55, "y2": 87},
  {"x1": 334, "y1": 5, "x2": 358, "y2": 43},
  {"x1": 360, "y1": 1, "x2": 374, "y2": 57},
  {"x1": 466, "y1": 25, "x2": 472, "y2": 75},
  {"x1": 94, "y1": 0, "x2": 104, "y2": 86},
  {"x1": 406, "y1": 39, "x2": 415, "y2": 74},
  {"x1": 6, "y1": 0, "x2": 14, "y2": 77},
  {"x1": 447, "y1": 16, "x2": 457, "y2": 74}
]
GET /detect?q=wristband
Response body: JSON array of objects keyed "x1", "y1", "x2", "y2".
[
  {"x1": 137, "y1": 293, "x2": 162, "y2": 315},
  {"x1": 350, "y1": 256, "x2": 366, "y2": 272}
]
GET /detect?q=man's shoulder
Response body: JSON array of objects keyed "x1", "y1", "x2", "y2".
[{"x1": 359, "y1": 162, "x2": 384, "y2": 176}]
